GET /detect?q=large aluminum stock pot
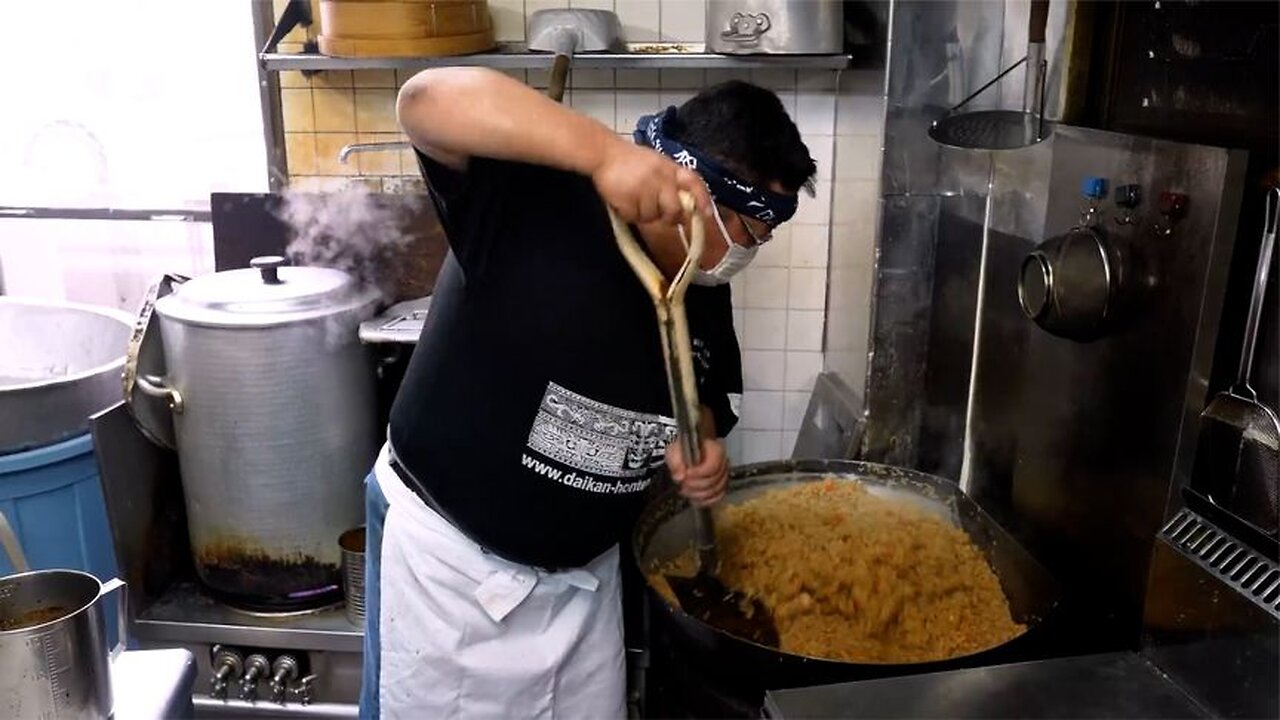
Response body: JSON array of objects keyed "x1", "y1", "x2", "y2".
[{"x1": 132, "y1": 256, "x2": 380, "y2": 610}]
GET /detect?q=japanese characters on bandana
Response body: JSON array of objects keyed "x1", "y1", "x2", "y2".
[{"x1": 634, "y1": 107, "x2": 798, "y2": 227}]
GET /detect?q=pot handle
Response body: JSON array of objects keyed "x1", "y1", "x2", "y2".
[
  {"x1": 0, "y1": 509, "x2": 30, "y2": 574},
  {"x1": 99, "y1": 578, "x2": 129, "y2": 660},
  {"x1": 134, "y1": 374, "x2": 184, "y2": 413}
]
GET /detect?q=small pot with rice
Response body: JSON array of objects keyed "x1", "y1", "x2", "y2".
[{"x1": 632, "y1": 458, "x2": 1059, "y2": 716}]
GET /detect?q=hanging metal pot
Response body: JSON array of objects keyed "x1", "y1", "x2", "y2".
[
  {"x1": 131, "y1": 256, "x2": 380, "y2": 611},
  {"x1": 1017, "y1": 225, "x2": 1124, "y2": 342}
]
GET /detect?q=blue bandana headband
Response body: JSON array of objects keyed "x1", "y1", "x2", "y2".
[{"x1": 634, "y1": 107, "x2": 797, "y2": 227}]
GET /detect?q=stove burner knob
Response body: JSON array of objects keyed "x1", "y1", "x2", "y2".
[
  {"x1": 238, "y1": 654, "x2": 271, "y2": 702},
  {"x1": 208, "y1": 645, "x2": 243, "y2": 700},
  {"x1": 269, "y1": 655, "x2": 300, "y2": 704}
]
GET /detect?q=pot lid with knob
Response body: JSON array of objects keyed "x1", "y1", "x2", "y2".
[{"x1": 155, "y1": 256, "x2": 380, "y2": 328}]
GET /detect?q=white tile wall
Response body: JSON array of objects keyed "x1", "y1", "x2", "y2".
[
  {"x1": 739, "y1": 391, "x2": 785, "y2": 430},
  {"x1": 743, "y1": 266, "x2": 789, "y2": 309},
  {"x1": 738, "y1": 430, "x2": 783, "y2": 464},
  {"x1": 786, "y1": 310, "x2": 824, "y2": 351},
  {"x1": 835, "y1": 135, "x2": 882, "y2": 180},
  {"x1": 660, "y1": 69, "x2": 705, "y2": 90},
  {"x1": 784, "y1": 351, "x2": 823, "y2": 391},
  {"x1": 659, "y1": 0, "x2": 705, "y2": 41},
  {"x1": 790, "y1": 224, "x2": 829, "y2": 267},
  {"x1": 796, "y1": 93, "x2": 837, "y2": 137},
  {"x1": 569, "y1": 89, "x2": 616, "y2": 129},
  {"x1": 490, "y1": 0, "x2": 526, "y2": 41},
  {"x1": 794, "y1": 180, "x2": 833, "y2": 225},
  {"x1": 822, "y1": 69, "x2": 887, "y2": 403},
  {"x1": 783, "y1": 391, "x2": 809, "y2": 431},
  {"x1": 616, "y1": 0, "x2": 660, "y2": 42},
  {"x1": 616, "y1": 90, "x2": 660, "y2": 131},
  {"x1": 742, "y1": 350, "x2": 785, "y2": 390},
  {"x1": 753, "y1": 227, "x2": 792, "y2": 267},
  {"x1": 743, "y1": 308, "x2": 788, "y2": 351}
]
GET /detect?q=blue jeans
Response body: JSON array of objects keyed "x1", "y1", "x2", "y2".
[{"x1": 358, "y1": 472, "x2": 389, "y2": 720}]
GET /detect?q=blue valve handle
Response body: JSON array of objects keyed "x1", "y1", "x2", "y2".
[{"x1": 1081, "y1": 176, "x2": 1108, "y2": 200}]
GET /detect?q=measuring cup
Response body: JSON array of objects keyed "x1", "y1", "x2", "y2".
[{"x1": 0, "y1": 510, "x2": 128, "y2": 719}]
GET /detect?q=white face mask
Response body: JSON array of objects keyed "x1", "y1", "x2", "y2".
[{"x1": 691, "y1": 207, "x2": 759, "y2": 286}]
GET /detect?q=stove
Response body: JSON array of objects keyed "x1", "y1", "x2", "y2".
[{"x1": 91, "y1": 403, "x2": 363, "y2": 717}]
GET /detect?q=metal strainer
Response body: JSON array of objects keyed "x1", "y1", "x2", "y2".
[
  {"x1": 929, "y1": 0, "x2": 1052, "y2": 151},
  {"x1": 1199, "y1": 187, "x2": 1279, "y2": 533}
]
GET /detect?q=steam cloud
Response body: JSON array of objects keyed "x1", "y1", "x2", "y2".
[{"x1": 276, "y1": 184, "x2": 426, "y2": 301}]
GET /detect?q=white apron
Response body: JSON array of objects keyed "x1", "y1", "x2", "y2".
[{"x1": 372, "y1": 452, "x2": 626, "y2": 719}]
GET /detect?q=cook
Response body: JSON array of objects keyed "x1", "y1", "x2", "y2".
[{"x1": 360, "y1": 67, "x2": 816, "y2": 719}]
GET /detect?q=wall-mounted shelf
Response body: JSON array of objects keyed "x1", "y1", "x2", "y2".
[{"x1": 260, "y1": 43, "x2": 852, "y2": 72}]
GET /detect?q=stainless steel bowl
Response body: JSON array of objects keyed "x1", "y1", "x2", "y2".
[{"x1": 0, "y1": 298, "x2": 133, "y2": 453}]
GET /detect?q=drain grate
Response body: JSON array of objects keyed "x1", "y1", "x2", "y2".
[{"x1": 1161, "y1": 509, "x2": 1280, "y2": 616}]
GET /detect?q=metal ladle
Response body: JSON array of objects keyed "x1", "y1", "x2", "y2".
[
  {"x1": 0, "y1": 510, "x2": 30, "y2": 573},
  {"x1": 607, "y1": 194, "x2": 779, "y2": 647},
  {"x1": 527, "y1": 9, "x2": 623, "y2": 103},
  {"x1": 929, "y1": 0, "x2": 1052, "y2": 150}
]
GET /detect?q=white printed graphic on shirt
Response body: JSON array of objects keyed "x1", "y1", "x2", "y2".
[{"x1": 525, "y1": 382, "x2": 677, "y2": 489}]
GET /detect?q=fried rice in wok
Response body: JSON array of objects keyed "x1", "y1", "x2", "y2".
[{"x1": 652, "y1": 478, "x2": 1025, "y2": 663}]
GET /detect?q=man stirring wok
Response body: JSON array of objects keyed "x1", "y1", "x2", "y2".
[{"x1": 360, "y1": 68, "x2": 816, "y2": 719}]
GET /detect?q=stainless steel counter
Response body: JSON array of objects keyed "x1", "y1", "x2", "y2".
[
  {"x1": 762, "y1": 652, "x2": 1208, "y2": 719},
  {"x1": 137, "y1": 582, "x2": 361, "y2": 654},
  {"x1": 113, "y1": 649, "x2": 197, "y2": 719}
]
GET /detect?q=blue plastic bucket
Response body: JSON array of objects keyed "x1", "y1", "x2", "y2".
[{"x1": 0, "y1": 432, "x2": 121, "y2": 646}]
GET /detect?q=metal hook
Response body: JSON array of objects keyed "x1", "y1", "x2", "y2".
[{"x1": 1265, "y1": 187, "x2": 1279, "y2": 239}]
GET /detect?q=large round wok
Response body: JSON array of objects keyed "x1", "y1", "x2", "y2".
[{"x1": 632, "y1": 459, "x2": 1060, "y2": 715}]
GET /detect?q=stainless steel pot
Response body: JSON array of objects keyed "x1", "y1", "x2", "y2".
[
  {"x1": 135, "y1": 256, "x2": 380, "y2": 610},
  {"x1": 633, "y1": 459, "x2": 1059, "y2": 716},
  {"x1": 706, "y1": 0, "x2": 843, "y2": 55},
  {"x1": 0, "y1": 298, "x2": 133, "y2": 453},
  {"x1": 1018, "y1": 226, "x2": 1123, "y2": 342},
  {"x1": 0, "y1": 569, "x2": 128, "y2": 719}
]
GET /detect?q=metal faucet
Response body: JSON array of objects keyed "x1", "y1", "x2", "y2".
[
  {"x1": 290, "y1": 674, "x2": 318, "y2": 706},
  {"x1": 338, "y1": 141, "x2": 412, "y2": 164}
]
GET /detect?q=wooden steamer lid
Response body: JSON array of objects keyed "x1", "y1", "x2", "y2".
[{"x1": 318, "y1": 0, "x2": 495, "y2": 57}]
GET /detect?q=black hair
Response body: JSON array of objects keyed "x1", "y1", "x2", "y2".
[{"x1": 667, "y1": 80, "x2": 817, "y2": 196}]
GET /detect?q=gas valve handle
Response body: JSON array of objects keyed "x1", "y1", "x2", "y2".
[
  {"x1": 238, "y1": 654, "x2": 271, "y2": 702},
  {"x1": 270, "y1": 655, "x2": 301, "y2": 704},
  {"x1": 208, "y1": 645, "x2": 243, "y2": 700}
]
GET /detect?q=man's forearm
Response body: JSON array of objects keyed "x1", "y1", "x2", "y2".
[
  {"x1": 397, "y1": 67, "x2": 620, "y2": 176},
  {"x1": 699, "y1": 405, "x2": 718, "y2": 439}
]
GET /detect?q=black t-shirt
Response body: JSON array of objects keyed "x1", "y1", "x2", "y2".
[{"x1": 387, "y1": 150, "x2": 743, "y2": 570}]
